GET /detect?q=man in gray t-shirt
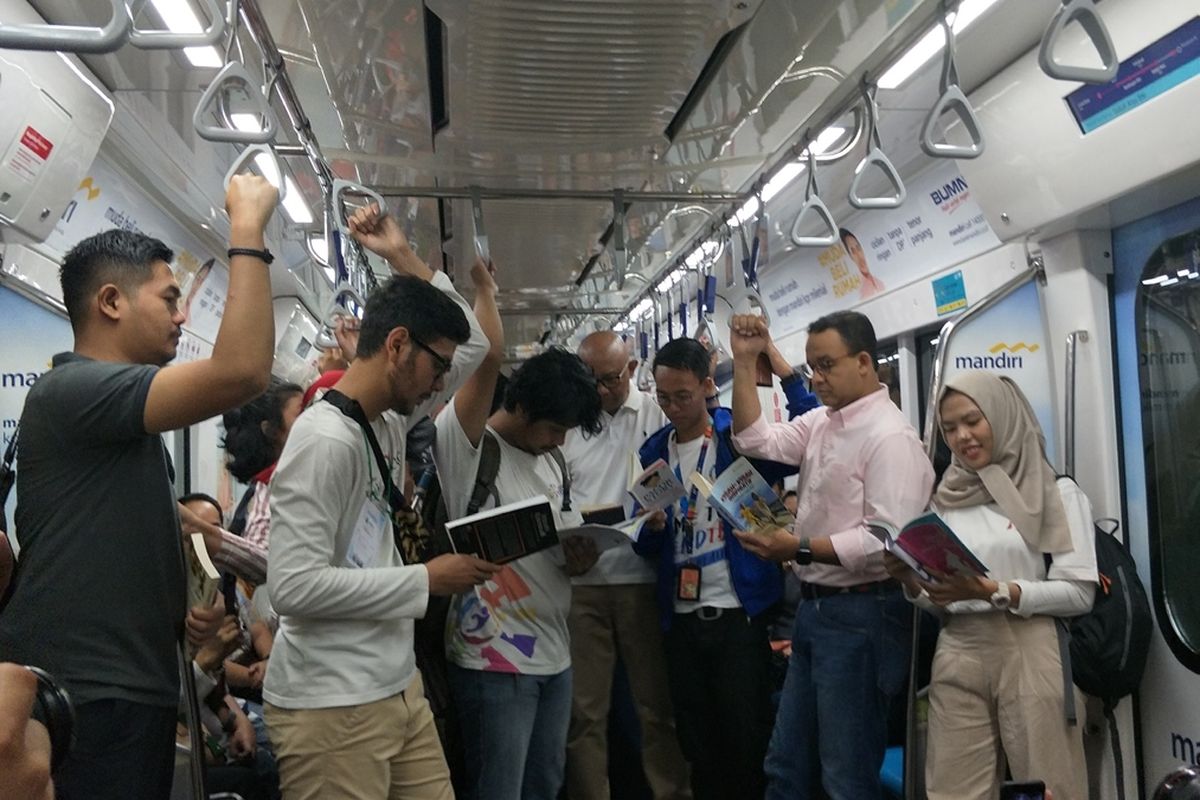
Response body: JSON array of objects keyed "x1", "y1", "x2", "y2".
[{"x1": 0, "y1": 175, "x2": 279, "y2": 800}]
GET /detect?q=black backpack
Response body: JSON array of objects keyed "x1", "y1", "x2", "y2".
[
  {"x1": 1065, "y1": 517, "x2": 1151, "y2": 705},
  {"x1": 1047, "y1": 492, "x2": 1151, "y2": 800}
]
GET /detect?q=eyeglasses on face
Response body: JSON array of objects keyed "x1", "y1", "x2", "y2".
[
  {"x1": 410, "y1": 336, "x2": 453, "y2": 377},
  {"x1": 799, "y1": 352, "x2": 858, "y2": 380},
  {"x1": 655, "y1": 390, "x2": 697, "y2": 408},
  {"x1": 592, "y1": 367, "x2": 627, "y2": 391}
]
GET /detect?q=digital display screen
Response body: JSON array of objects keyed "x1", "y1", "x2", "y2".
[{"x1": 1066, "y1": 17, "x2": 1200, "y2": 133}]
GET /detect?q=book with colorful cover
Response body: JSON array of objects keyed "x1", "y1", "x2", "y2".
[
  {"x1": 445, "y1": 496, "x2": 559, "y2": 564},
  {"x1": 628, "y1": 459, "x2": 686, "y2": 512},
  {"x1": 690, "y1": 457, "x2": 794, "y2": 533},
  {"x1": 867, "y1": 513, "x2": 987, "y2": 581}
]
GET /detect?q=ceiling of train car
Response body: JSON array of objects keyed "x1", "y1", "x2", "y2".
[{"x1": 24, "y1": 0, "x2": 1058, "y2": 352}]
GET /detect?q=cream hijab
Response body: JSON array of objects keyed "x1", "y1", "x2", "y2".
[{"x1": 934, "y1": 371, "x2": 1074, "y2": 554}]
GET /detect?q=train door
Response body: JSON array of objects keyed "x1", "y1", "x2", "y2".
[{"x1": 1113, "y1": 195, "x2": 1200, "y2": 791}]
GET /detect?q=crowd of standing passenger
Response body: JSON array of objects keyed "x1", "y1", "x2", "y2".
[{"x1": 0, "y1": 190, "x2": 1099, "y2": 800}]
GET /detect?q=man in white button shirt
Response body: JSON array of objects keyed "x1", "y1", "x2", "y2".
[{"x1": 562, "y1": 331, "x2": 691, "y2": 800}]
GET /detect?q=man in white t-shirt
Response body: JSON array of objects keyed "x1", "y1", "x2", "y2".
[
  {"x1": 435, "y1": 337, "x2": 605, "y2": 800},
  {"x1": 264, "y1": 206, "x2": 502, "y2": 800},
  {"x1": 561, "y1": 331, "x2": 691, "y2": 800}
]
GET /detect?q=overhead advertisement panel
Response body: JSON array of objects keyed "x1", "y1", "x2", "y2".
[{"x1": 755, "y1": 161, "x2": 1001, "y2": 340}]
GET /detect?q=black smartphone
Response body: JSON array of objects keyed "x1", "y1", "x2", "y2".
[{"x1": 1000, "y1": 780, "x2": 1046, "y2": 800}]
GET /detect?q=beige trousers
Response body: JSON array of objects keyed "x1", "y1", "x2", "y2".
[
  {"x1": 565, "y1": 584, "x2": 692, "y2": 800},
  {"x1": 265, "y1": 672, "x2": 452, "y2": 800},
  {"x1": 925, "y1": 612, "x2": 1088, "y2": 800}
]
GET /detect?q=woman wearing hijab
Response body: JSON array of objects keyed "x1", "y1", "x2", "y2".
[{"x1": 884, "y1": 371, "x2": 1098, "y2": 800}]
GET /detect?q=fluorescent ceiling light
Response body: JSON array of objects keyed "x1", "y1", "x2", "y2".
[
  {"x1": 232, "y1": 112, "x2": 265, "y2": 134},
  {"x1": 631, "y1": 298, "x2": 653, "y2": 319},
  {"x1": 877, "y1": 0, "x2": 1003, "y2": 89},
  {"x1": 145, "y1": 0, "x2": 223, "y2": 67},
  {"x1": 1142, "y1": 275, "x2": 1170, "y2": 285}
]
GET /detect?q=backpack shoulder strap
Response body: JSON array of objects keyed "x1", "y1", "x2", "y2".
[
  {"x1": 466, "y1": 431, "x2": 503, "y2": 517},
  {"x1": 547, "y1": 447, "x2": 572, "y2": 512}
]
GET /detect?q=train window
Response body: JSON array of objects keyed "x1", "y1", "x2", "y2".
[
  {"x1": 876, "y1": 342, "x2": 901, "y2": 409},
  {"x1": 1137, "y1": 226, "x2": 1200, "y2": 660}
]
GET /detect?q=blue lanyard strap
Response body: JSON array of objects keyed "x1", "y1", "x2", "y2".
[{"x1": 673, "y1": 423, "x2": 714, "y2": 525}]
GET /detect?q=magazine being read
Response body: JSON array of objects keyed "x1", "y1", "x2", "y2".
[
  {"x1": 691, "y1": 457, "x2": 794, "y2": 533},
  {"x1": 867, "y1": 512, "x2": 988, "y2": 581}
]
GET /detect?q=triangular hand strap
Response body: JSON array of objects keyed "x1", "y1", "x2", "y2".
[
  {"x1": 193, "y1": 61, "x2": 278, "y2": 144},
  {"x1": 920, "y1": 85, "x2": 985, "y2": 160},
  {"x1": 849, "y1": 147, "x2": 907, "y2": 209},
  {"x1": 789, "y1": 195, "x2": 839, "y2": 247},
  {"x1": 1038, "y1": 0, "x2": 1119, "y2": 85}
]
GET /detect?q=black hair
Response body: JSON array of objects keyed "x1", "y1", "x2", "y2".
[
  {"x1": 839, "y1": 228, "x2": 858, "y2": 249},
  {"x1": 808, "y1": 310, "x2": 878, "y2": 363},
  {"x1": 356, "y1": 275, "x2": 471, "y2": 358},
  {"x1": 60, "y1": 229, "x2": 174, "y2": 329},
  {"x1": 653, "y1": 337, "x2": 710, "y2": 382},
  {"x1": 782, "y1": 490, "x2": 798, "y2": 501},
  {"x1": 179, "y1": 492, "x2": 223, "y2": 524},
  {"x1": 504, "y1": 347, "x2": 603, "y2": 436},
  {"x1": 221, "y1": 379, "x2": 304, "y2": 482}
]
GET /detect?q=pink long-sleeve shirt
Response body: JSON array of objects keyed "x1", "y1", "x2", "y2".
[{"x1": 732, "y1": 385, "x2": 933, "y2": 586}]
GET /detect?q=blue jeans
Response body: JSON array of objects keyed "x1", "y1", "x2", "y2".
[
  {"x1": 765, "y1": 589, "x2": 912, "y2": 800},
  {"x1": 447, "y1": 664, "x2": 573, "y2": 800}
]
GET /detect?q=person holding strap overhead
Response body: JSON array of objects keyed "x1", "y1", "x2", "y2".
[
  {"x1": 884, "y1": 371, "x2": 1098, "y2": 800},
  {"x1": 728, "y1": 310, "x2": 932, "y2": 800}
]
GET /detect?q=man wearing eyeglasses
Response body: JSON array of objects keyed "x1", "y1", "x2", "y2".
[
  {"x1": 263, "y1": 206, "x2": 503, "y2": 800},
  {"x1": 561, "y1": 331, "x2": 691, "y2": 800},
  {"x1": 631, "y1": 337, "x2": 816, "y2": 800},
  {"x1": 728, "y1": 310, "x2": 933, "y2": 800}
]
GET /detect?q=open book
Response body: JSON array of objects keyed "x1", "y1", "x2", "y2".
[
  {"x1": 627, "y1": 459, "x2": 686, "y2": 512},
  {"x1": 691, "y1": 457, "x2": 794, "y2": 533},
  {"x1": 445, "y1": 497, "x2": 560, "y2": 565},
  {"x1": 867, "y1": 513, "x2": 988, "y2": 581}
]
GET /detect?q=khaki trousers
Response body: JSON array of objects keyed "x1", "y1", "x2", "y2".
[
  {"x1": 265, "y1": 672, "x2": 452, "y2": 800},
  {"x1": 925, "y1": 612, "x2": 1087, "y2": 800},
  {"x1": 566, "y1": 584, "x2": 692, "y2": 800}
]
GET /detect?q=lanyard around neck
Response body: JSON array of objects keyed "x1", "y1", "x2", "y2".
[{"x1": 673, "y1": 422, "x2": 714, "y2": 523}]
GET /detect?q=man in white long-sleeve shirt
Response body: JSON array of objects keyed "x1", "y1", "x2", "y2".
[{"x1": 264, "y1": 206, "x2": 501, "y2": 800}]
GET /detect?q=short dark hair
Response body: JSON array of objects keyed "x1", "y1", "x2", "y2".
[
  {"x1": 60, "y1": 229, "x2": 174, "y2": 328},
  {"x1": 356, "y1": 275, "x2": 471, "y2": 358},
  {"x1": 179, "y1": 492, "x2": 223, "y2": 524},
  {"x1": 808, "y1": 310, "x2": 878, "y2": 363},
  {"x1": 839, "y1": 228, "x2": 858, "y2": 249},
  {"x1": 653, "y1": 338, "x2": 710, "y2": 382},
  {"x1": 504, "y1": 347, "x2": 603, "y2": 436},
  {"x1": 221, "y1": 379, "x2": 304, "y2": 482}
]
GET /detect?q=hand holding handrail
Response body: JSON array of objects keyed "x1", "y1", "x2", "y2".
[{"x1": 223, "y1": 143, "x2": 288, "y2": 204}]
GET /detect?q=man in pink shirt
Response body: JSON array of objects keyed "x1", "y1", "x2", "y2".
[{"x1": 728, "y1": 310, "x2": 933, "y2": 800}]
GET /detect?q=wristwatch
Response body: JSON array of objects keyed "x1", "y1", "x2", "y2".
[
  {"x1": 989, "y1": 581, "x2": 1012, "y2": 610},
  {"x1": 793, "y1": 537, "x2": 814, "y2": 566}
]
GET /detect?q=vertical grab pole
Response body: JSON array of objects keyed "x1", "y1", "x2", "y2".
[{"x1": 1063, "y1": 329, "x2": 1089, "y2": 477}]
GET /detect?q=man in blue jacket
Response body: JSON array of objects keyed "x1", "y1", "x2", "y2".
[{"x1": 634, "y1": 337, "x2": 816, "y2": 800}]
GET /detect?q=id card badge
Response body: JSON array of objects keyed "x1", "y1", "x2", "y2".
[
  {"x1": 677, "y1": 564, "x2": 701, "y2": 602},
  {"x1": 346, "y1": 500, "x2": 390, "y2": 567}
]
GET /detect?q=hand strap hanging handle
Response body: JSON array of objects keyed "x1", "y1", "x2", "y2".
[
  {"x1": 790, "y1": 145, "x2": 840, "y2": 247},
  {"x1": 1038, "y1": 0, "x2": 1118, "y2": 84},
  {"x1": 849, "y1": 81, "x2": 907, "y2": 209},
  {"x1": 920, "y1": 7, "x2": 985, "y2": 160}
]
